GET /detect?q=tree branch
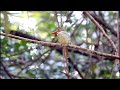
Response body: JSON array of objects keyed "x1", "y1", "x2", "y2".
[
  {"x1": 9, "y1": 30, "x2": 116, "y2": 60},
  {"x1": 118, "y1": 11, "x2": 120, "y2": 61},
  {"x1": 89, "y1": 12, "x2": 117, "y2": 37},
  {"x1": 1, "y1": 62, "x2": 13, "y2": 79},
  {"x1": 83, "y1": 11, "x2": 117, "y2": 52},
  {"x1": 68, "y1": 58, "x2": 84, "y2": 79},
  {"x1": 0, "y1": 33, "x2": 120, "y2": 59},
  {"x1": 54, "y1": 11, "x2": 60, "y2": 28},
  {"x1": 71, "y1": 18, "x2": 84, "y2": 37},
  {"x1": 60, "y1": 71, "x2": 76, "y2": 79}
]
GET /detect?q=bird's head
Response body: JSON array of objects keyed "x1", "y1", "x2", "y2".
[{"x1": 52, "y1": 28, "x2": 63, "y2": 35}]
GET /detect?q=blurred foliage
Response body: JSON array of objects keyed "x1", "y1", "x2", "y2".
[{"x1": 0, "y1": 11, "x2": 119, "y2": 79}]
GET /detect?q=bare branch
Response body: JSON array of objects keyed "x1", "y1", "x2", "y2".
[
  {"x1": 0, "y1": 33, "x2": 120, "y2": 59},
  {"x1": 83, "y1": 11, "x2": 117, "y2": 52},
  {"x1": 60, "y1": 71, "x2": 76, "y2": 79},
  {"x1": 1, "y1": 61, "x2": 31, "y2": 79},
  {"x1": 54, "y1": 11, "x2": 60, "y2": 28},
  {"x1": 71, "y1": 18, "x2": 85, "y2": 37},
  {"x1": 1, "y1": 62, "x2": 13, "y2": 79},
  {"x1": 117, "y1": 11, "x2": 120, "y2": 61},
  {"x1": 10, "y1": 30, "x2": 115, "y2": 60},
  {"x1": 68, "y1": 58, "x2": 84, "y2": 79},
  {"x1": 90, "y1": 12, "x2": 117, "y2": 37}
]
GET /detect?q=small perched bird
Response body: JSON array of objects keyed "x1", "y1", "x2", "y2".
[
  {"x1": 52, "y1": 28, "x2": 71, "y2": 46},
  {"x1": 52, "y1": 28, "x2": 71, "y2": 78},
  {"x1": 52, "y1": 28, "x2": 71, "y2": 58}
]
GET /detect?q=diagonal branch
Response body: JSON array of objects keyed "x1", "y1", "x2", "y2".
[
  {"x1": 68, "y1": 58, "x2": 84, "y2": 79},
  {"x1": 1, "y1": 62, "x2": 31, "y2": 79},
  {"x1": 1, "y1": 62, "x2": 13, "y2": 79},
  {"x1": 4, "y1": 30, "x2": 116, "y2": 61},
  {"x1": 71, "y1": 18, "x2": 85, "y2": 37},
  {"x1": 83, "y1": 11, "x2": 117, "y2": 52},
  {"x1": 0, "y1": 33, "x2": 120, "y2": 59},
  {"x1": 90, "y1": 12, "x2": 117, "y2": 37}
]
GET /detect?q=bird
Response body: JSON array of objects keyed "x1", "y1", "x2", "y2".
[
  {"x1": 52, "y1": 28, "x2": 71, "y2": 58},
  {"x1": 52, "y1": 28, "x2": 71, "y2": 78},
  {"x1": 52, "y1": 28, "x2": 71, "y2": 46}
]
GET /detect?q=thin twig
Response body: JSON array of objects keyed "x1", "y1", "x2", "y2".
[
  {"x1": 1, "y1": 62, "x2": 13, "y2": 79},
  {"x1": 117, "y1": 11, "x2": 120, "y2": 62},
  {"x1": 60, "y1": 11, "x2": 63, "y2": 28},
  {"x1": 68, "y1": 58, "x2": 84, "y2": 79},
  {"x1": 68, "y1": 19, "x2": 78, "y2": 30},
  {"x1": 71, "y1": 18, "x2": 85, "y2": 37},
  {"x1": 114, "y1": 11, "x2": 120, "y2": 70},
  {"x1": 60, "y1": 71, "x2": 76, "y2": 79},
  {"x1": 54, "y1": 11, "x2": 60, "y2": 28},
  {"x1": 1, "y1": 61, "x2": 31, "y2": 79},
  {"x1": 110, "y1": 11, "x2": 120, "y2": 78},
  {"x1": 65, "y1": 11, "x2": 73, "y2": 22},
  {"x1": 17, "y1": 50, "x2": 51, "y2": 76},
  {"x1": 0, "y1": 33, "x2": 120, "y2": 59}
]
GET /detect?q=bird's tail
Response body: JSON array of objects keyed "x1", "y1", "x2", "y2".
[
  {"x1": 63, "y1": 46, "x2": 69, "y2": 78},
  {"x1": 63, "y1": 46, "x2": 69, "y2": 59}
]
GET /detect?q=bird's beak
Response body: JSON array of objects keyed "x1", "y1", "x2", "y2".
[{"x1": 52, "y1": 31, "x2": 58, "y2": 34}]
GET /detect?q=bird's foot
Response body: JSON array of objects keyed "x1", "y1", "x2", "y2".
[{"x1": 60, "y1": 43, "x2": 68, "y2": 47}]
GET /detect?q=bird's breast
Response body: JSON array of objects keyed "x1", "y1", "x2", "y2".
[{"x1": 57, "y1": 31, "x2": 71, "y2": 45}]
